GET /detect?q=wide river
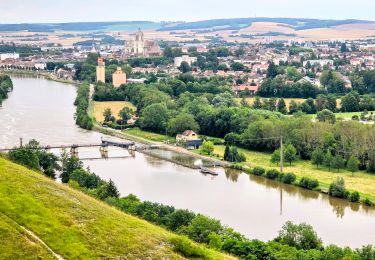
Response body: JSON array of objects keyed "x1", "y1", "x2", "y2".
[{"x1": 1, "y1": 75, "x2": 374, "y2": 248}]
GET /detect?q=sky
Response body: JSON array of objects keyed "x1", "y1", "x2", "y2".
[{"x1": 0, "y1": 0, "x2": 374, "y2": 24}]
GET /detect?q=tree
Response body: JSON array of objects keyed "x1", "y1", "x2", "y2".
[
  {"x1": 252, "y1": 97, "x2": 263, "y2": 109},
  {"x1": 98, "y1": 179, "x2": 120, "y2": 200},
  {"x1": 179, "y1": 61, "x2": 191, "y2": 73},
  {"x1": 201, "y1": 140, "x2": 214, "y2": 155},
  {"x1": 271, "y1": 148, "x2": 281, "y2": 165},
  {"x1": 284, "y1": 144, "x2": 297, "y2": 166},
  {"x1": 61, "y1": 154, "x2": 83, "y2": 183},
  {"x1": 289, "y1": 100, "x2": 299, "y2": 114},
  {"x1": 231, "y1": 62, "x2": 245, "y2": 71},
  {"x1": 140, "y1": 103, "x2": 169, "y2": 133},
  {"x1": 341, "y1": 92, "x2": 360, "y2": 112},
  {"x1": 103, "y1": 108, "x2": 113, "y2": 122},
  {"x1": 324, "y1": 151, "x2": 334, "y2": 171},
  {"x1": 224, "y1": 144, "x2": 231, "y2": 161},
  {"x1": 277, "y1": 98, "x2": 287, "y2": 114},
  {"x1": 276, "y1": 221, "x2": 322, "y2": 250},
  {"x1": 340, "y1": 43, "x2": 348, "y2": 53},
  {"x1": 266, "y1": 62, "x2": 278, "y2": 78},
  {"x1": 118, "y1": 107, "x2": 133, "y2": 123},
  {"x1": 311, "y1": 148, "x2": 325, "y2": 168},
  {"x1": 347, "y1": 156, "x2": 359, "y2": 177},
  {"x1": 316, "y1": 109, "x2": 336, "y2": 124},
  {"x1": 367, "y1": 150, "x2": 375, "y2": 173},
  {"x1": 329, "y1": 177, "x2": 347, "y2": 198},
  {"x1": 167, "y1": 113, "x2": 199, "y2": 136},
  {"x1": 182, "y1": 215, "x2": 223, "y2": 244},
  {"x1": 332, "y1": 155, "x2": 345, "y2": 172}
]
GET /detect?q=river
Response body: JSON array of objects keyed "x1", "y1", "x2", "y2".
[{"x1": 1, "y1": 75, "x2": 374, "y2": 248}]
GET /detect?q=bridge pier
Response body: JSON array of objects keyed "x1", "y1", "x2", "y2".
[
  {"x1": 70, "y1": 146, "x2": 79, "y2": 158},
  {"x1": 99, "y1": 145, "x2": 109, "y2": 159}
]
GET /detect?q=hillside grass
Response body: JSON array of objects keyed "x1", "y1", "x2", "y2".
[
  {"x1": 207, "y1": 145, "x2": 375, "y2": 201},
  {"x1": 0, "y1": 157, "x2": 233, "y2": 259},
  {"x1": 92, "y1": 101, "x2": 136, "y2": 123}
]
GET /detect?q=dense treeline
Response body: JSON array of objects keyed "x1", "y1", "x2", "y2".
[
  {"x1": 74, "y1": 83, "x2": 93, "y2": 130},
  {"x1": 225, "y1": 117, "x2": 375, "y2": 172},
  {"x1": 0, "y1": 75, "x2": 13, "y2": 104}
]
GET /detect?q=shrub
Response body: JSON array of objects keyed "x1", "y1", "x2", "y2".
[
  {"x1": 328, "y1": 177, "x2": 347, "y2": 198},
  {"x1": 266, "y1": 169, "x2": 280, "y2": 180},
  {"x1": 252, "y1": 167, "x2": 265, "y2": 176},
  {"x1": 349, "y1": 191, "x2": 360, "y2": 203},
  {"x1": 299, "y1": 177, "x2": 319, "y2": 190},
  {"x1": 363, "y1": 198, "x2": 373, "y2": 206},
  {"x1": 169, "y1": 237, "x2": 212, "y2": 258},
  {"x1": 282, "y1": 173, "x2": 296, "y2": 184}
]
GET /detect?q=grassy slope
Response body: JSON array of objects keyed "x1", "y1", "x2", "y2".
[
  {"x1": 0, "y1": 158, "x2": 232, "y2": 259},
  {"x1": 210, "y1": 145, "x2": 375, "y2": 201}
]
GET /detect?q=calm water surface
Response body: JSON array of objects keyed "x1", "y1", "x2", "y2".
[{"x1": 1, "y1": 75, "x2": 374, "y2": 248}]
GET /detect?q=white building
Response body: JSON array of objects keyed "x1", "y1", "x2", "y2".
[
  {"x1": 0, "y1": 53, "x2": 19, "y2": 61},
  {"x1": 174, "y1": 55, "x2": 197, "y2": 67},
  {"x1": 303, "y1": 59, "x2": 334, "y2": 68}
]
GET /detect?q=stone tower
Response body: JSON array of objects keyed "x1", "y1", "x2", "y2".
[
  {"x1": 112, "y1": 67, "x2": 127, "y2": 87},
  {"x1": 96, "y1": 58, "x2": 105, "y2": 83}
]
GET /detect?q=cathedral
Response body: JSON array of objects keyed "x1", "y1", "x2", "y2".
[{"x1": 123, "y1": 29, "x2": 162, "y2": 57}]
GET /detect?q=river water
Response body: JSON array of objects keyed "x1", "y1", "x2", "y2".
[{"x1": 1, "y1": 75, "x2": 374, "y2": 248}]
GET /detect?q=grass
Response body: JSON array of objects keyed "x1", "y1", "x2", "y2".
[
  {"x1": 123, "y1": 127, "x2": 176, "y2": 143},
  {"x1": 92, "y1": 101, "x2": 136, "y2": 123},
  {"x1": 0, "y1": 158, "x2": 232, "y2": 259},
  {"x1": 197, "y1": 145, "x2": 375, "y2": 201}
]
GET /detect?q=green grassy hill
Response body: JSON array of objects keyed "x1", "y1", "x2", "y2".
[{"x1": 0, "y1": 158, "x2": 232, "y2": 259}]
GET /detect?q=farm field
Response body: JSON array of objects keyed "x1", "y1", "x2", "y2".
[{"x1": 91, "y1": 101, "x2": 136, "y2": 123}]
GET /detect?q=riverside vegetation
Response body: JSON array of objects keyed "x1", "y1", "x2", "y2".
[
  {"x1": 0, "y1": 74, "x2": 13, "y2": 104},
  {"x1": 4, "y1": 140, "x2": 375, "y2": 259}
]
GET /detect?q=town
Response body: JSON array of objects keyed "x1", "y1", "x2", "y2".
[{"x1": 1, "y1": 4, "x2": 375, "y2": 259}]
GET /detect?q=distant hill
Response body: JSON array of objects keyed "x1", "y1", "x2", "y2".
[
  {"x1": 1, "y1": 18, "x2": 374, "y2": 33},
  {"x1": 0, "y1": 158, "x2": 231, "y2": 259},
  {"x1": 0, "y1": 21, "x2": 160, "y2": 32},
  {"x1": 158, "y1": 17, "x2": 375, "y2": 32}
]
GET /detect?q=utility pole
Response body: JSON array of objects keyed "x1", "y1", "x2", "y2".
[{"x1": 280, "y1": 136, "x2": 283, "y2": 173}]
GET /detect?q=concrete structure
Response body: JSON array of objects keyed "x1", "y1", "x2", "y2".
[
  {"x1": 174, "y1": 55, "x2": 197, "y2": 67},
  {"x1": 112, "y1": 67, "x2": 127, "y2": 87},
  {"x1": 0, "y1": 53, "x2": 19, "y2": 61},
  {"x1": 96, "y1": 58, "x2": 105, "y2": 83}
]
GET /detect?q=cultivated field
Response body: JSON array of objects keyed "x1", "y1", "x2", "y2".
[{"x1": 92, "y1": 101, "x2": 136, "y2": 123}]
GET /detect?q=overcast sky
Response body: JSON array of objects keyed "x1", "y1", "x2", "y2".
[{"x1": 1, "y1": 0, "x2": 374, "y2": 23}]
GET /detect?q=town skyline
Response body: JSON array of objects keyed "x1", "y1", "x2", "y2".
[{"x1": 1, "y1": 0, "x2": 375, "y2": 23}]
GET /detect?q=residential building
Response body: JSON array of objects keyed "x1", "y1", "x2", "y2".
[
  {"x1": 174, "y1": 55, "x2": 197, "y2": 67},
  {"x1": 0, "y1": 53, "x2": 19, "y2": 61}
]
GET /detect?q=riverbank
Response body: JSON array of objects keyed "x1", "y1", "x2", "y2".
[
  {"x1": 94, "y1": 124, "x2": 375, "y2": 205},
  {"x1": 0, "y1": 69, "x2": 79, "y2": 85}
]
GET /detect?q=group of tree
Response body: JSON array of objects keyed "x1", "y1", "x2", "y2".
[
  {"x1": 0, "y1": 75, "x2": 13, "y2": 104},
  {"x1": 8, "y1": 139, "x2": 60, "y2": 179},
  {"x1": 74, "y1": 83, "x2": 93, "y2": 130}
]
